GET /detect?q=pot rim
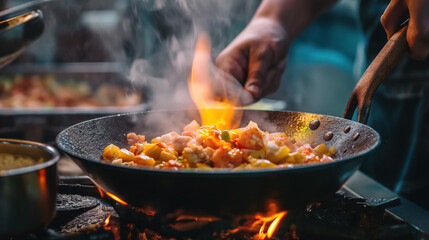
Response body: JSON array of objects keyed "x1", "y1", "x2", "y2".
[{"x1": 0, "y1": 138, "x2": 60, "y2": 177}]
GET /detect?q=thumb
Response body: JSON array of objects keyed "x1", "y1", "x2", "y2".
[
  {"x1": 380, "y1": 0, "x2": 408, "y2": 39},
  {"x1": 245, "y1": 48, "x2": 274, "y2": 100}
]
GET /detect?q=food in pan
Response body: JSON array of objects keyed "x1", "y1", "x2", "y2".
[
  {"x1": 0, "y1": 153, "x2": 44, "y2": 171},
  {"x1": 102, "y1": 120, "x2": 337, "y2": 170},
  {"x1": 0, "y1": 75, "x2": 141, "y2": 108}
]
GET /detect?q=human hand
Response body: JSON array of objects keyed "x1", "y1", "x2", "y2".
[
  {"x1": 381, "y1": 0, "x2": 429, "y2": 60},
  {"x1": 216, "y1": 18, "x2": 289, "y2": 105}
]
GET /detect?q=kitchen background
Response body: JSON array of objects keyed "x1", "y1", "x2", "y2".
[
  {"x1": 0, "y1": 0, "x2": 363, "y2": 116},
  {"x1": 3, "y1": 1, "x2": 429, "y2": 239}
]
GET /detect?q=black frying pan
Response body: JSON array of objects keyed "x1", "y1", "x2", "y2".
[
  {"x1": 56, "y1": 109, "x2": 378, "y2": 215},
  {"x1": 56, "y1": 25, "x2": 408, "y2": 216}
]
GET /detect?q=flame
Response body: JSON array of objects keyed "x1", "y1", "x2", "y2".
[
  {"x1": 104, "y1": 214, "x2": 111, "y2": 226},
  {"x1": 189, "y1": 33, "x2": 242, "y2": 130},
  {"x1": 96, "y1": 186, "x2": 128, "y2": 205},
  {"x1": 104, "y1": 191, "x2": 128, "y2": 205},
  {"x1": 254, "y1": 211, "x2": 287, "y2": 239},
  {"x1": 97, "y1": 187, "x2": 105, "y2": 198}
]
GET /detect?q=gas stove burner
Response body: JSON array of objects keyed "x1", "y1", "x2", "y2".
[
  {"x1": 107, "y1": 192, "x2": 415, "y2": 240},
  {"x1": 57, "y1": 194, "x2": 100, "y2": 212},
  {"x1": 113, "y1": 203, "x2": 234, "y2": 239},
  {"x1": 9, "y1": 173, "x2": 429, "y2": 240}
]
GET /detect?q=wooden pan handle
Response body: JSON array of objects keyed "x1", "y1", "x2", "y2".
[{"x1": 343, "y1": 24, "x2": 408, "y2": 124}]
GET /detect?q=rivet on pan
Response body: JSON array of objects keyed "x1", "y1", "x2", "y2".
[
  {"x1": 324, "y1": 131, "x2": 333, "y2": 141},
  {"x1": 309, "y1": 120, "x2": 320, "y2": 130},
  {"x1": 344, "y1": 126, "x2": 351, "y2": 133},
  {"x1": 343, "y1": 148, "x2": 347, "y2": 153},
  {"x1": 352, "y1": 133, "x2": 360, "y2": 141}
]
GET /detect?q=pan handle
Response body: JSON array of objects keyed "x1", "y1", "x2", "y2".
[{"x1": 343, "y1": 23, "x2": 408, "y2": 124}]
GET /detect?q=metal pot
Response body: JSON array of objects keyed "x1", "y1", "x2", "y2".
[
  {"x1": 0, "y1": 138, "x2": 59, "y2": 237},
  {"x1": 0, "y1": 10, "x2": 44, "y2": 68}
]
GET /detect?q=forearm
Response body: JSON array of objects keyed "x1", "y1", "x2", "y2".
[{"x1": 253, "y1": 0, "x2": 338, "y2": 40}]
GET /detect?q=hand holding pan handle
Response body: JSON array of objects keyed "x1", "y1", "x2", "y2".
[{"x1": 343, "y1": 22, "x2": 408, "y2": 124}]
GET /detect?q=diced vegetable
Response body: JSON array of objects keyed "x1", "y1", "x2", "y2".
[
  {"x1": 328, "y1": 146, "x2": 337, "y2": 156},
  {"x1": 268, "y1": 146, "x2": 290, "y2": 164},
  {"x1": 143, "y1": 143, "x2": 163, "y2": 159},
  {"x1": 118, "y1": 149, "x2": 135, "y2": 162},
  {"x1": 103, "y1": 144, "x2": 120, "y2": 161},
  {"x1": 285, "y1": 152, "x2": 305, "y2": 164},
  {"x1": 314, "y1": 143, "x2": 329, "y2": 158},
  {"x1": 248, "y1": 149, "x2": 265, "y2": 159},
  {"x1": 160, "y1": 150, "x2": 176, "y2": 161},
  {"x1": 250, "y1": 159, "x2": 277, "y2": 168},
  {"x1": 102, "y1": 120, "x2": 338, "y2": 170},
  {"x1": 221, "y1": 130, "x2": 231, "y2": 141},
  {"x1": 111, "y1": 159, "x2": 123, "y2": 165},
  {"x1": 135, "y1": 155, "x2": 156, "y2": 166},
  {"x1": 196, "y1": 163, "x2": 212, "y2": 169},
  {"x1": 237, "y1": 126, "x2": 263, "y2": 150}
]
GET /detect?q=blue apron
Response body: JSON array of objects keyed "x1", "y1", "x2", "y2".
[{"x1": 359, "y1": 0, "x2": 429, "y2": 209}]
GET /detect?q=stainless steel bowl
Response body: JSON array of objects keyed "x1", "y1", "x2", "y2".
[
  {"x1": 0, "y1": 138, "x2": 59, "y2": 237},
  {"x1": 0, "y1": 10, "x2": 44, "y2": 68}
]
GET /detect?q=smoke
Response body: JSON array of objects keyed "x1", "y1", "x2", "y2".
[{"x1": 127, "y1": 0, "x2": 260, "y2": 111}]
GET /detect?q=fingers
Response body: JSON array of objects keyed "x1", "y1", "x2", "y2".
[
  {"x1": 381, "y1": 0, "x2": 429, "y2": 60},
  {"x1": 216, "y1": 50, "x2": 248, "y2": 84},
  {"x1": 244, "y1": 47, "x2": 275, "y2": 100},
  {"x1": 263, "y1": 58, "x2": 287, "y2": 95},
  {"x1": 406, "y1": 0, "x2": 429, "y2": 60},
  {"x1": 380, "y1": 0, "x2": 408, "y2": 39},
  {"x1": 213, "y1": 69, "x2": 255, "y2": 106},
  {"x1": 215, "y1": 47, "x2": 255, "y2": 105}
]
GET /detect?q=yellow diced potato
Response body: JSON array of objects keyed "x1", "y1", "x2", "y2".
[
  {"x1": 111, "y1": 159, "x2": 123, "y2": 165},
  {"x1": 232, "y1": 164, "x2": 248, "y2": 171},
  {"x1": 135, "y1": 143, "x2": 145, "y2": 155},
  {"x1": 229, "y1": 131, "x2": 239, "y2": 141},
  {"x1": 286, "y1": 152, "x2": 305, "y2": 164},
  {"x1": 248, "y1": 149, "x2": 265, "y2": 159},
  {"x1": 250, "y1": 159, "x2": 277, "y2": 168},
  {"x1": 123, "y1": 161, "x2": 136, "y2": 167},
  {"x1": 103, "y1": 144, "x2": 120, "y2": 161},
  {"x1": 314, "y1": 143, "x2": 329, "y2": 157},
  {"x1": 196, "y1": 163, "x2": 212, "y2": 169},
  {"x1": 118, "y1": 149, "x2": 135, "y2": 162},
  {"x1": 159, "y1": 150, "x2": 176, "y2": 161},
  {"x1": 230, "y1": 128, "x2": 243, "y2": 136},
  {"x1": 135, "y1": 155, "x2": 156, "y2": 166},
  {"x1": 328, "y1": 146, "x2": 337, "y2": 157},
  {"x1": 269, "y1": 146, "x2": 290, "y2": 164},
  {"x1": 144, "y1": 143, "x2": 163, "y2": 159}
]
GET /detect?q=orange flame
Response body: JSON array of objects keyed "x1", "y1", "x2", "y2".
[
  {"x1": 104, "y1": 214, "x2": 111, "y2": 226},
  {"x1": 254, "y1": 211, "x2": 287, "y2": 239},
  {"x1": 97, "y1": 187, "x2": 105, "y2": 198},
  {"x1": 189, "y1": 33, "x2": 242, "y2": 130},
  {"x1": 96, "y1": 186, "x2": 128, "y2": 205},
  {"x1": 104, "y1": 191, "x2": 128, "y2": 205}
]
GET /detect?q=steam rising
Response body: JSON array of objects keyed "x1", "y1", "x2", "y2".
[{"x1": 128, "y1": 0, "x2": 260, "y2": 112}]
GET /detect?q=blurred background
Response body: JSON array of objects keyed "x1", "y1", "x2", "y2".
[
  {"x1": 4, "y1": 0, "x2": 429, "y2": 216},
  {"x1": 0, "y1": 0, "x2": 364, "y2": 117}
]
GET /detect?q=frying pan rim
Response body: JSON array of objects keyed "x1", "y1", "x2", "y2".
[
  {"x1": 56, "y1": 109, "x2": 380, "y2": 175},
  {"x1": 0, "y1": 138, "x2": 60, "y2": 177}
]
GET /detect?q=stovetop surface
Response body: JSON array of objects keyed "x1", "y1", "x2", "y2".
[{"x1": 7, "y1": 163, "x2": 429, "y2": 240}]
